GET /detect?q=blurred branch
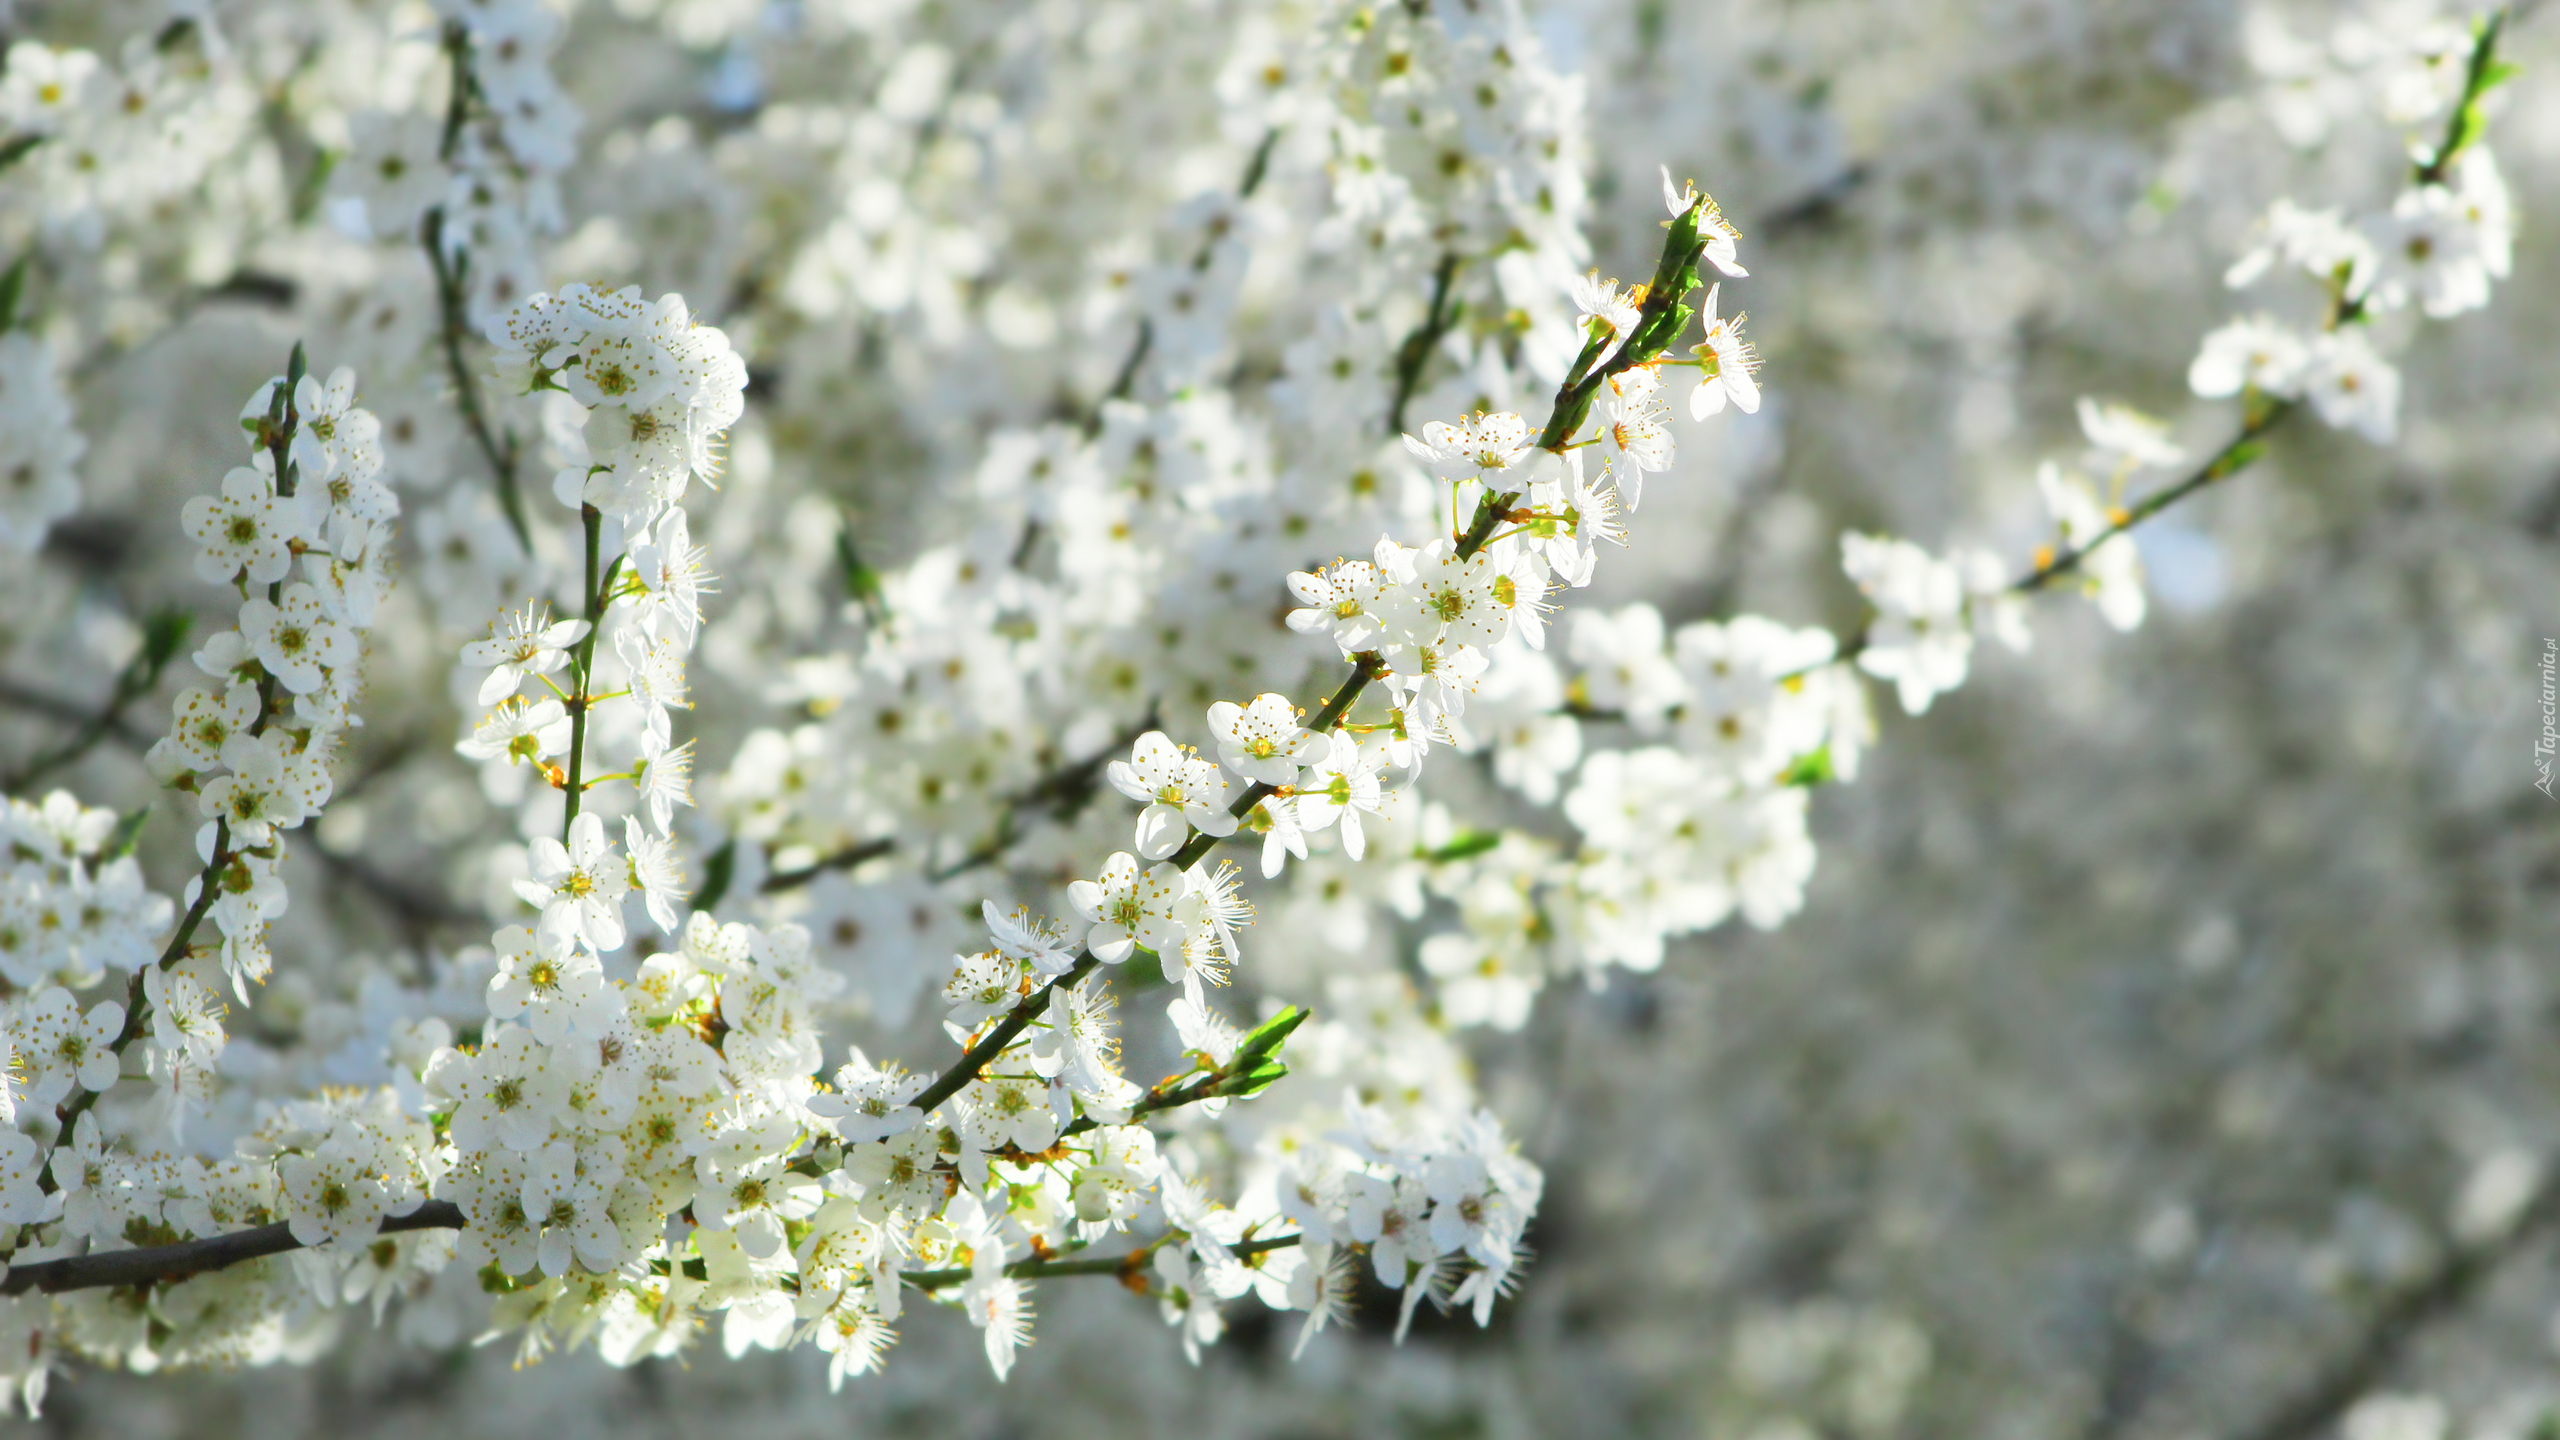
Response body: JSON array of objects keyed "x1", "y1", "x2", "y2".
[
  {"x1": 0, "y1": 681, "x2": 151, "y2": 752},
  {"x1": 758, "y1": 709, "x2": 1157, "y2": 894},
  {"x1": 2017, "y1": 403, "x2": 2292, "y2": 598},
  {"x1": 1760, "y1": 162, "x2": 1872, "y2": 238},
  {"x1": 1387, "y1": 251, "x2": 1465, "y2": 437},
  {"x1": 2, "y1": 608, "x2": 190, "y2": 795},
  {"x1": 2232, "y1": 1173, "x2": 2560, "y2": 1440}
]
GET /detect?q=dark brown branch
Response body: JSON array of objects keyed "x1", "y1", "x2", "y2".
[{"x1": 0, "y1": 1202, "x2": 468, "y2": 1296}]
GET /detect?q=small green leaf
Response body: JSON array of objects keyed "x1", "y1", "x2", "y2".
[
  {"x1": 1233, "y1": 1005, "x2": 1308, "y2": 1064},
  {"x1": 0, "y1": 251, "x2": 27, "y2": 331},
  {"x1": 138, "y1": 607, "x2": 194, "y2": 678},
  {"x1": 691, "y1": 837, "x2": 738, "y2": 915},
  {"x1": 0, "y1": 133, "x2": 41, "y2": 178},
  {"x1": 836, "y1": 523, "x2": 886, "y2": 621},
  {"x1": 1418, "y1": 828, "x2": 1503, "y2": 864},
  {"x1": 292, "y1": 148, "x2": 340, "y2": 225},
  {"x1": 104, "y1": 807, "x2": 150, "y2": 862},
  {"x1": 1226, "y1": 1061, "x2": 1289, "y2": 1099},
  {"x1": 2206, "y1": 439, "x2": 2267, "y2": 482},
  {"x1": 1779, "y1": 745, "x2": 1836, "y2": 789}
]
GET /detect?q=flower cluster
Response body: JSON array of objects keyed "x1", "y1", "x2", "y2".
[
  {"x1": 335, "y1": 0, "x2": 582, "y2": 323},
  {"x1": 0, "y1": 36, "x2": 252, "y2": 245},
  {"x1": 2197, "y1": 20, "x2": 2517, "y2": 445},
  {"x1": 142, "y1": 364, "x2": 397, "y2": 1011}
]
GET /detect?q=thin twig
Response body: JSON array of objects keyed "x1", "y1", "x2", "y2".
[
  {"x1": 2230, "y1": 1172, "x2": 2560, "y2": 1440},
  {"x1": 0, "y1": 1201, "x2": 470, "y2": 1296},
  {"x1": 3, "y1": 611, "x2": 190, "y2": 794},
  {"x1": 560, "y1": 505, "x2": 607, "y2": 832},
  {"x1": 758, "y1": 837, "x2": 897, "y2": 895},
  {"x1": 2016, "y1": 402, "x2": 2293, "y2": 596},
  {"x1": 902, "y1": 1231, "x2": 1302, "y2": 1292},
  {"x1": 1386, "y1": 251, "x2": 1464, "y2": 437},
  {"x1": 422, "y1": 208, "x2": 531, "y2": 552},
  {"x1": 0, "y1": 1200, "x2": 1303, "y2": 1299}
]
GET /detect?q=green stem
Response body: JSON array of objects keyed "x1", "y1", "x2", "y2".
[
  {"x1": 2414, "y1": 9, "x2": 2508, "y2": 187},
  {"x1": 422, "y1": 208, "x2": 530, "y2": 553},
  {"x1": 901, "y1": 1230, "x2": 1303, "y2": 1292},
  {"x1": 2015, "y1": 401, "x2": 2293, "y2": 596},
  {"x1": 561, "y1": 504, "x2": 605, "y2": 836},
  {"x1": 3, "y1": 611, "x2": 189, "y2": 795},
  {"x1": 908, "y1": 954, "x2": 1100, "y2": 1116},
  {"x1": 1386, "y1": 252, "x2": 1464, "y2": 437}
]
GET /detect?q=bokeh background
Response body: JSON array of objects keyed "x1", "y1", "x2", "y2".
[{"x1": 6, "y1": 0, "x2": 2560, "y2": 1436}]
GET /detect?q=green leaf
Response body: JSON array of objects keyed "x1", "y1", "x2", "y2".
[
  {"x1": 1418, "y1": 828, "x2": 1503, "y2": 864},
  {"x1": 138, "y1": 607, "x2": 194, "y2": 679},
  {"x1": 291, "y1": 148, "x2": 340, "y2": 225},
  {"x1": 0, "y1": 133, "x2": 41, "y2": 178},
  {"x1": 836, "y1": 526, "x2": 885, "y2": 612},
  {"x1": 1233, "y1": 1004, "x2": 1308, "y2": 1064},
  {"x1": 1226, "y1": 1061, "x2": 1289, "y2": 1099},
  {"x1": 690, "y1": 837, "x2": 738, "y2": 915},
  {"x1": 104, "y1": 807, "x2": 150, "y2": 862},
  {"x1": 0, "y1": 251, "x2": 27, "y2": 332},
  {"x1": 1779, "y1": 745, "x2": 1836, "y2": 789}
]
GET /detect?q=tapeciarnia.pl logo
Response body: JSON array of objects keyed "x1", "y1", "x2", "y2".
[{"x1": 2539, "y1": 638, "x2": 2557, "y2": 799}]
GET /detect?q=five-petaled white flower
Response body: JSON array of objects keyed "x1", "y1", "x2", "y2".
[
  {"x1": 1205, "y1": 693, "x2": 1322, "y2": 786},
  {"x1": 1106, "y1": 731, "x2": 1237, "y2": 860},
  {"x1": 457, "y1": 696, "x2": 572, "y2": 766},
  {"x1": 18, "y1": 987, "x2": 125, "y2": 1103},
  {"x1": 488, "y1": 922, "x2": 620, "y2": 1043},
  {"x1": 239, "y1": 581, "x2": 355, "y2": 695},
  {"x1": 1596, "y1": 366, "x2": 1674, "y2": 510},
  {"x1": 1405, "y1": 539, "x2": 1513, "y2": 652},
  {"x1": 199, "y1": 730, "x2": 330, "y2": 844},
  {"x1": 1401, "y1": 411, "x2": 1535, "y2": 484},
  {"x1": 1293, "y1": 730, "x2": 1386, "y2": 860},
  {"x1": 1067, "y1": 851, "x2": 1191, "y2": 963},
  {"x1": 1842, "y1": 532, "x2": 1974, "y2": 716},
  {"x1": 517, "y1": 812, "x2": 633, "y2": 952},
  {"x1": 157, "y1": 681, "x2": 259, "y2": 775},
  {"x1": 181, "y1": 464, "x2": 307, "y2": 587},
  {"x1": 1687, "y1": 283, "x2": 1760, "y2": 421},
  {"x1": 1570, "y1": 272, "x2": 1644, "y2": 365},
  {"x1": 2300, "y1": 327, "x2": 2402, "y2": 445},
  {"x1": 462, "y1": 603, "x2": 591, "y2": 707},
  {"x1": 2188, "y1": 315, "x2": 2309, "y2": 400},
  {"x1": 279, "y1": 1133, "x2": 392, "y2": 1252},
  {"x1": 1287, "y1": 553, "x2": 1394, "y2": 654}
]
